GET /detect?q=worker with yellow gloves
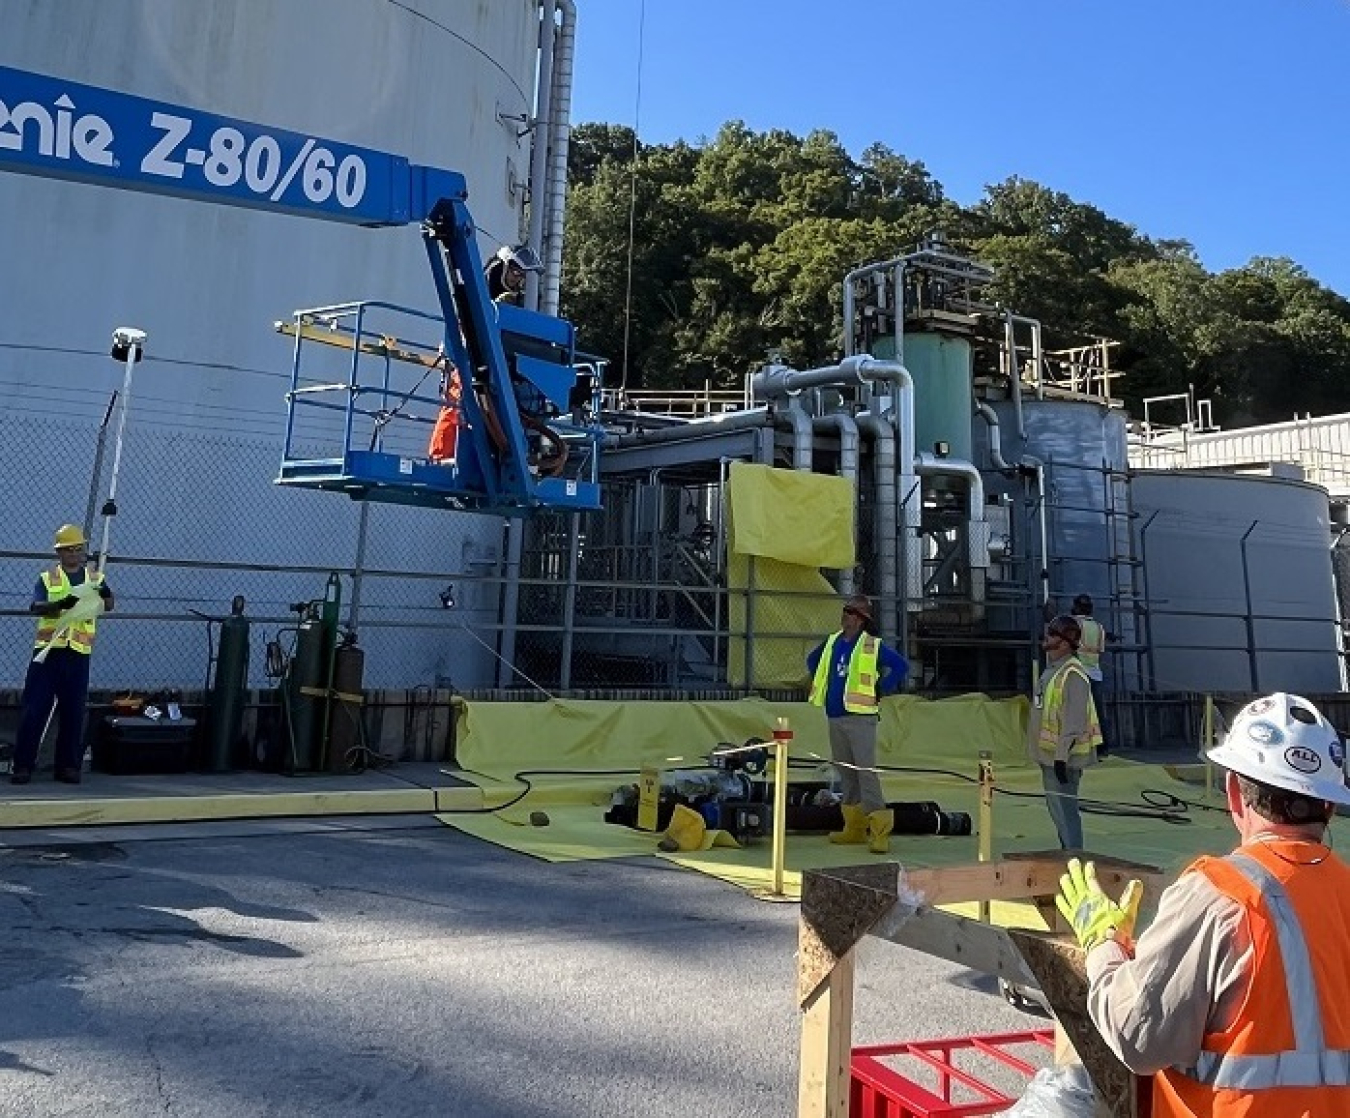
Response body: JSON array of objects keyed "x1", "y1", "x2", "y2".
[
  {"x1": 1056, "y1": 693, "x2": 1350, "y2": 1117},
  {"x1": 11, "y1": 524, "x2": 114, "y2": 786},
  {"x1": 806, "y1": 594, "x2": 908, "y2": 854}
]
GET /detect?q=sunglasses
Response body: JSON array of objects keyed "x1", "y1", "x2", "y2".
[{"x1": 843, "y1": 607, "x2": 865, "y2": 618}]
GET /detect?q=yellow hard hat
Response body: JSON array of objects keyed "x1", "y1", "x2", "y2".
[{"x1": 53, "y1": 524, "x2": 87, "y2": 549}]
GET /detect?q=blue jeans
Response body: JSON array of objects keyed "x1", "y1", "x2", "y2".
[
  {"x1": 1041, "y1": 764, "x2": 1083, "y2": 850},
  {"x1": 14, "y1": 647, "x2": 91, "y2": 774}
]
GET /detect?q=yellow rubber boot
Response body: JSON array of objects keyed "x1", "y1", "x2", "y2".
[
  {"x1": 829, "y1": 803, "x2": 868, "y2": 845},
  {"x1": 867, "y1": 809, "x2": 894, "y2": 855}
]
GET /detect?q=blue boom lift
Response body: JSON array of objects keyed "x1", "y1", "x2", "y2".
[{"x1": 0, "y1": 64, "x2": 602, "y2": 514}]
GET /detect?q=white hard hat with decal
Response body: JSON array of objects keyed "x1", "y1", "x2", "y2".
[{"x1": 1206, "y1": 692, "x2": 1350, "y2": 806}]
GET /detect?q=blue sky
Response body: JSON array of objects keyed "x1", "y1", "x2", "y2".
[{"x1": 571, "y1": 0, "x2": 1350, "y2": 297}]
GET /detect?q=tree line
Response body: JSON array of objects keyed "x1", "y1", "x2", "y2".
[{"x1": 560, "y1": 122, "x2": 1350, "y2": 425}]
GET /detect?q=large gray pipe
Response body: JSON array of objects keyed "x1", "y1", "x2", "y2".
[
  {"x1": 524, "y1": 0, "x2": 557, "y2": 312},
  {"x1": 541, "y1": 0, "x2": 576, "y2": 315},
  {"x1": 813, "y1": 411, "x2": 860, "y2": 595},
  {"x1": 856, "y1": 407, "x2": 898, "y2": 638},
  {"x1": 973, "y1": 397, "x2": 1015, "y2": 473},
  {"x1": 915, "y1": 451, "x2": 990, "y2": 619},
  {"x1": 781, "y1": 395, "x2": 814, "y2": 471},
  {"x1": 1003, "y1": 309, "x2": 1026, "y2": 439},
  {"x1": 754, "y1": 354, "x2": 919, "y2": 612},
  {"x1": 606, "y1": 407, "x2": 772, "y2": 449}
]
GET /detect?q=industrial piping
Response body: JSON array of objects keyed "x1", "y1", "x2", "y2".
[
  {"x1": 524, "y1": 0, "x2": 557, "y2": 312},
  {"x1": 812, "y1": 410, "x2": 860, "y2": 595},
  {"x1": 542, "y1": 0, "x2": 576, "y2": 315}
]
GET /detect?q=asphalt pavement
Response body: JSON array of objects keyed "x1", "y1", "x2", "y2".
[{"x1": 0, "y1": 816, "x2": 1044, "y2": 1117}]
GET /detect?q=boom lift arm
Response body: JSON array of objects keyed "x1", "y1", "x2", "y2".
[{"x1": 0, "y1": 64, "x2": 601, "y2": 513}]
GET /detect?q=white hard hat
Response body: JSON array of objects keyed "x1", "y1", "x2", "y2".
[
  {"x1": 1206, "y1": 692, "x2": 1350, "y2": 806},
  {"x1": 496, "y1": 244, "x2": 543, "y2": 272}
]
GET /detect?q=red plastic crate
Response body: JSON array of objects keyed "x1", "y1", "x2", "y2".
[{"x1": 850, "y1": 1029, "x2": 1054, "y2": 1118}]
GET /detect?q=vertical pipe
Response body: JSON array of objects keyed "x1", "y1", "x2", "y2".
[
  {"x1": 349, "y1": 500, "x2": 370, "y2": 630},
  {"x1": 559, "y1": 511, "x2": 580, "y2": 691},
  {"x1": 497, "y1": 518, "x2": 523, "y2": 689},
  {"x1": 524, "y1": 0, "x2": 557, "y2": 312},
  {"x1": 1240, "y1": 520, "x2": 1260, "y2": 693},
  {"x1": 1138, "y1": 511, "x2": 1159, "y2": 692},
  {"x1": 542, "y1": 0, "x2": 577, "y2": 315}
]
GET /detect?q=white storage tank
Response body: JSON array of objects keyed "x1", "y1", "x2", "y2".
[
  {"x1": 1131, "y1": 470, "x2": 1341, "y2": 694},
  {"x1": 0, "y1": 1, "x2": 550, "y2": 688}
]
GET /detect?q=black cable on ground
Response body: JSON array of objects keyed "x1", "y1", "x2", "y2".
[{"x1": 438, "y1": 766, "x2": 656, "y2": 816}]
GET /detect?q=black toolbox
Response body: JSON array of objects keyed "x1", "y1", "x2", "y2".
[{"x1": 94, "y1": 716, "x2": 198, "y2": 775}]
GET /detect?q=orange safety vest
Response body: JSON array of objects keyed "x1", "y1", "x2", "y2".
[
  {"x1": 1154, "y1": 841, "x2": 1350, "y2": 1117},
  {"x1": 33, "y1": 566, "x2": 102, "y2": 655},
  {"x1": 808, "y1": 632, "x2": 881, "y2": 714}
]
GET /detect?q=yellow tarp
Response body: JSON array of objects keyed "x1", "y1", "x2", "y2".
[
  {"x1": 437, "y1": 694, "x2": 1332, "y2": 903},
  {"x1": 726, "y1": 554, "x2": 839, "y2": 688},
  {"x1": 727, "y1": 461, "x2": 855, "y2": 567},
  {"x1": 725, "y1": 462, "x2": 856, "y2": 688}
]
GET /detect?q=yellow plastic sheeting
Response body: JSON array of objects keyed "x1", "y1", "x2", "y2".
[
  {"x1": 726, "y1": 554, "x2": 839, "y2": 688},
  {"x1": 455, "y1": 697, "x2": 830, "y2": 782},
  {"x1": 439, "y1": 696, "x2": 1308, "y2": 890},
  {"x1": 727, "y1": 462, "x2": 855, "y2": 568}
]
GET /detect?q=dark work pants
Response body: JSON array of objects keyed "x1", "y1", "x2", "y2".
[{"x1": 14, "y1": 647, "x2": 91, "y2": 774}]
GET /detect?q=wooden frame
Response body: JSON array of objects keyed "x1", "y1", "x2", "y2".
[{"x1": 797, "y1": 853, "x2": 1167, "y2": 1118}]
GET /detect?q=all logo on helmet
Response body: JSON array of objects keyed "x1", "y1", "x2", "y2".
[{"x1": 1285, "y1": 746, "x2": 1323, "y2": 774}]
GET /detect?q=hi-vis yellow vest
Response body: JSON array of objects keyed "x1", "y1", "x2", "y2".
[
  {"x1": 1077, "y1": 617, "x2": 1105, "y2": 673},
  {"x1": 33, "y1": 567, "x2": 102, "y2": 655},
  {"x1": 1037, "y1": 660, "x2": 1102, "y2": 759},
  {"x1": 809, "y1": 633, "x2": 880, "y2": 714}
]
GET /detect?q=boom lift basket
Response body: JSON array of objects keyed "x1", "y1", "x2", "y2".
[{"x1": 275, "y1": 299, "x2": 602, "y2": 514}]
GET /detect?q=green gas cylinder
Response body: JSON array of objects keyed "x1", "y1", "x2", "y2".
[
  {"x1": 285, "y1": 609, "x2": 325, "y2": 772},
  {"x1": 207, "y1": 595, "x2": 250, "y2": 772}
]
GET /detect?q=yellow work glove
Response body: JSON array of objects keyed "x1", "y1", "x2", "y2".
[{"x1": 1055, "y1": 858, "x2": 1143, "y2": 951}]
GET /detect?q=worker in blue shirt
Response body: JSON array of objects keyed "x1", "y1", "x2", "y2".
[{"x1": 806, "y1": 594, "x2": 908, "y2": 853}]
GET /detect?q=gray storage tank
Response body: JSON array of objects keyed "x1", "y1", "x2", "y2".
[
  {"x1": 0, "y1": 0, "x2": 550, "y2": 688},
  {"x1": 979, "y1": 398, "x2": 1133, "y2": 646},
  {"x1": 1131, "y1": 470, "x2": 1341, "y2": 694}
]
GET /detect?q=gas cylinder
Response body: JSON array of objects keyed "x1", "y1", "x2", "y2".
[
  {"x1": 285, "y1": 610, "x2": 325, "y2": 772},
  {"x1": 325, "y1": 633, "x2": 366, "y2": 772},
  {"x1": 207, "y1": 595, "x2": 250, "y2": 772}
]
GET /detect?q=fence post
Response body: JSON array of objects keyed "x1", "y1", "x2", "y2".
[
  {"x1": 1240, "y1": 521, "x2": 1260, "y2": 693},
  {"x1": 348, "y1": 500, "x2": 370, "y2": 631}
]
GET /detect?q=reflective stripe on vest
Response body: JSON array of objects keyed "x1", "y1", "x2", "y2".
[
  {"x1": 33, "y1": 566, "x2": 99, "y2": 655},
  {"x1": 1077, "y1": 617, "x2": 1105, "y2": 672},
  {"x1": 1187, "y1": 852, "x2": 1339, "y2": 1090},
  {"x1": 1037, "y1": 660, "x2": 1102, "y2": 758},
  {"x1": 808, "y1": 632, "x2": 880, "y2": 714}
]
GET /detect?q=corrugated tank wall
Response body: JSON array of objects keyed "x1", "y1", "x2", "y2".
[
  {"x1": 1132, "y1": 471, "x2": 1341, "y2": 694},
  {"x1": 0, "y1": 0, "x2": 547, "y2": 688}
]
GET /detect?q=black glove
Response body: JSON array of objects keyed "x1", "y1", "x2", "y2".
[
  {"x1": 1096, "y1": 742, "x2": 1110, "y2": 759},
  {"x1": 97, "y1": 583, "x2": 112, "y2": 601},
  {"x1": 1054, "y1": 760, "x2": 1070, "y2": 785},
  {"x1": 56, "y1": 594, "x2": 81, "y2": 611}
]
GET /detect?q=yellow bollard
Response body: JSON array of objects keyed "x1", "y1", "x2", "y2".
[
  {"x1": 769, "y1": 716, "x2": 792, "y2": 898},
  {"x1": 977, "y1": 750, "x2": 994, "y2": 924}
]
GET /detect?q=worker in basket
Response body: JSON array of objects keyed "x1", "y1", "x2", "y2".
[
  {"x1": 1057, "y1": 692, "x2": 1350, "y2": 1116},
  {"x1": 484, "y1": 243, "x2": 543, "y2": 307}
]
